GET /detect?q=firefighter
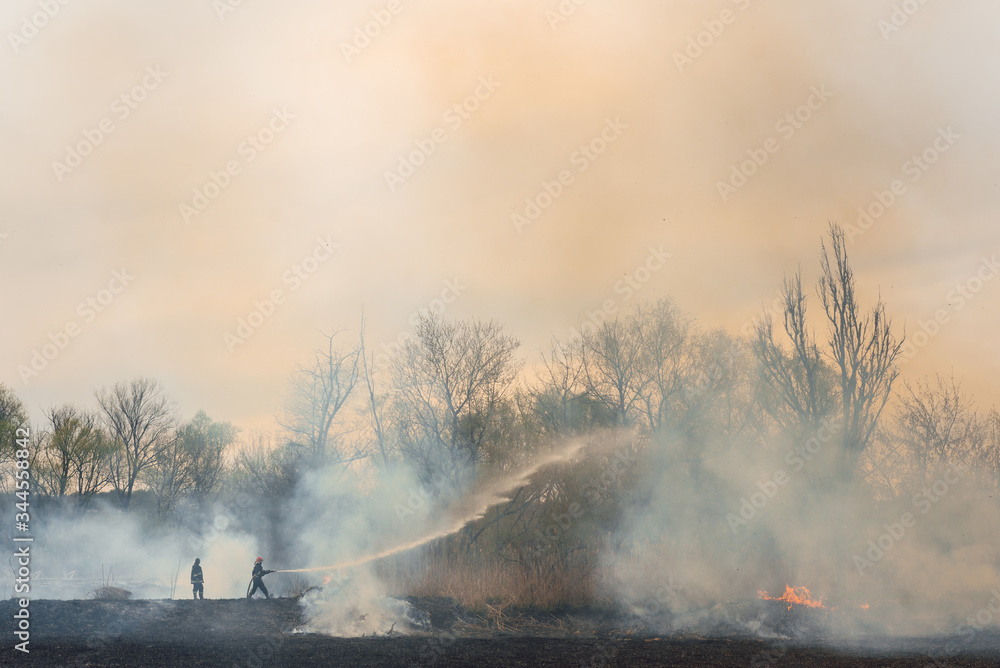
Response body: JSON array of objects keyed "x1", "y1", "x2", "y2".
[
  {"x1": 191, "y1": 558, "x2": 204, "y2": 600},
  {"x1": 247, "y1": 556, "x2": 274, "y2": 599}
]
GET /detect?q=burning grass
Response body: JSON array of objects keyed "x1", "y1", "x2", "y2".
[{"x1": 758, "y1": 585, "x2": 828, "y2": 611}]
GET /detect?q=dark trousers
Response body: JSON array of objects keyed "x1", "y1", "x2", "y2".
[
  {"x1": 248, "y1": 578, "x2": 269, "y2": 599},
  {"x1": 193, "y1": 583, "x2": 204, "y2": 599}
]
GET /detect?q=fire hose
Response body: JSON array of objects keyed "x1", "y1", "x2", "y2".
[{"x1": 245, "y1": 570, "x2": 276, "y2": 599}]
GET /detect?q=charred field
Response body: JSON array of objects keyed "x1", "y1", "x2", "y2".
[{"x1": 5, "y1": 597, "x2": 1000, "y2": 667}]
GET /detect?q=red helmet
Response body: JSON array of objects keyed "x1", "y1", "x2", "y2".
[{"x1": 255, "y1": 557, "x2": 263, "y2": 563}]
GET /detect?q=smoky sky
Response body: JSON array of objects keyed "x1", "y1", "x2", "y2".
[{"x1": 2, "y1": 0, "x2": 998, "y2": 430}]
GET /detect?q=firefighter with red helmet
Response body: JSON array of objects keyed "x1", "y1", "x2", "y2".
[{"x1": 247, "y1": 557, "x2": 274, "y2": 599}]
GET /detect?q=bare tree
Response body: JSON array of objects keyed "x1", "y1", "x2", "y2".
[
  {"x1": 281, "y1": 330, "x2": 362, "y2": 466},
  {"x1": 683, "y1": 329, "x2": 767, "y2": 447},
  {"x1": 391, "y1": 315, "x2": 521, "y2": 475},
  {"x1": 856, "y1": 425, "x2": 909, "y2": 502},
  {"x1": 753, "y1": 272, "x2": 836, "y2": 438},
  {"x1": 753, "y1": 224, "x2": 903, "y2": 483},
  {"x1": 529, "y1": 339, "x2": 596, "y2": 437},
  {"x1": 818, "y1": 222, "x2": 905, "y2": 482},
  {"x1": 146, "y1": 411, "x2": 237, "y2": 516},
  {"x1": 894, "y1": 375, "x2": 982, "y2": 485},
  {"x1": 975, "y1": 408, "x2": 1000, "y2": 495},
  {"x1": 97, "y1": 378, "x2": 175, "y2": 510},
  {"x1": 230, "y1": 429, "x2": 300, "y2": 499},
  {"x1": 580, "y1": 317, "x2": 646, "y2": 427},
  {"x1": 359, "y1": 315, "x2": 392, "y2": 465},
  {"x1": 861, "y1": 376, "x2": 989, "y2": 499},
  {"x1": 753, "y1": 224, "x2": 905, "y2": 599},
  {"x1": 632, "y1": 299, "x2": 694, "y2": 432}
]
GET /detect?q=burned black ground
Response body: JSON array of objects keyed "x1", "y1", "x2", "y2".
[{"x1": 3, "y1": 598, "x2": 1000, "y2": 667}]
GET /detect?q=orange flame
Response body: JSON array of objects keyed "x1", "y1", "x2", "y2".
[
  {"x1": 757, "y1": 585, "x2": 826, "y2": 610},
  {"x1": 860, "y1": 603, "x2": 870, "y2": 610},
  {"x1": 322, "y1": 576, "x2": 332, "y2": 585}
]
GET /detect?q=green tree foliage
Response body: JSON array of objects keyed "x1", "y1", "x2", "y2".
[
  {"x1": 36, "y1": 405, "x2": 112, "y2": 508},
  {"x1": 0, "y1": 383, "x2": 28, "y2": 462},
  {"x1": 147, "y1": 411, "x2": 238, "y2": 517}
]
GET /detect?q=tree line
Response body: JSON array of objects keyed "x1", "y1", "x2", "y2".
[
  {"x1": 1, "y1": 223, "x2": 998, "y2": 597},
  {"x1": 0, "y1": 379, "x2": 237, "y2": 516}
]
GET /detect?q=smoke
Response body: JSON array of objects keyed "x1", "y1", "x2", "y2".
[
  {"x1": 5, "y1": 0, "x2": 1000, "y2": 646},
  {"x1": 5, "y1": 0, "x2": 999, "y2": 430},
  {"x1": 283, "y1": 442, "x2": 581, "y2": 574},
  {"x1": 9, "y1": 395, "x2": 1000, "y2": 640},
  {"x1": 602, "y1": 421, "x2": 1000, "y2": 638},
  {"x1": 3, "y1": 498, "x2": 259, "y2": 601},
  {"x1": 265, "y1": 441, "x2": 584, "y2": 635}
]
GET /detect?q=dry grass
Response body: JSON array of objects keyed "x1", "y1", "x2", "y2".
[
  {"x1": 89, "y1": 565, "x2": 133, "y2": 601},
  {"x1": 90, "y1": 585, "x2": 133, "y2": 600},
  {"x1": 377, "y1": 548, "x2": 599, "y2": 611},
  {"x1": 285, "y1": 577, "x2": 322, "y2": 601}
]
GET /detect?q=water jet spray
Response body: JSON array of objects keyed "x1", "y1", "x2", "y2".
[{"x1": 275, "y1": 442, "x2": 584, "y2": 574}]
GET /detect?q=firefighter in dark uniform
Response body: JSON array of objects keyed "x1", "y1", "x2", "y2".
[
  {"x1": 191, "y1": 558, "x2": 204, "y2": 600},
  {"x1": 247, "y1": 556, "x2": 274, "y2": 599}
]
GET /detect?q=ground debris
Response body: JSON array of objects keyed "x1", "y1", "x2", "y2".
[
  {"x1": 4, "y1": 598, "x2": 1000, "y2": 667},
  {"x1": 89, "y1": 586, "x2": 133, "y2": 601}
]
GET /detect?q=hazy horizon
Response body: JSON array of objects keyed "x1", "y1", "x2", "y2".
[{"x1": 3, "y1": 0, "x2": 998, "y2": 434}]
